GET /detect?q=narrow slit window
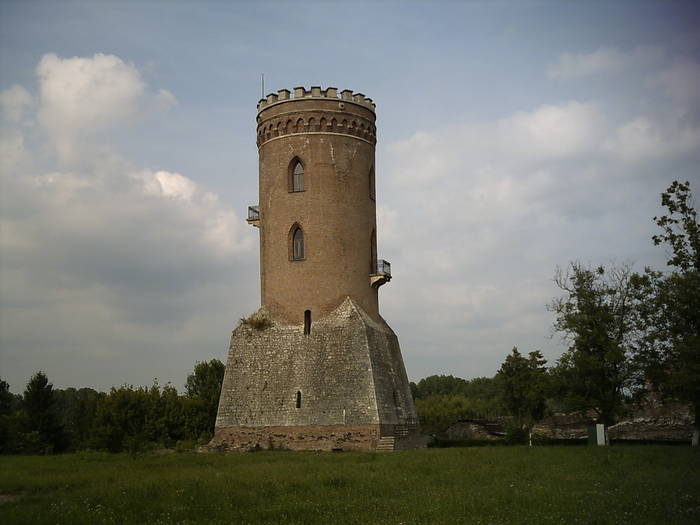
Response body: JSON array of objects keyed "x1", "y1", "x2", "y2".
[
  {"x1": 369, "y1": 166, "x2": 375, "y2": 200},
  {"x1": 292, "y1": 227, "x2": 304, "y2": 260},
  {"x1": 296, "y1": 391, "x2": 302, "y2": 409},
  {"x1": 370, "y1": 229, "x2": 377, "y2": 274},
  {"x1": 304, "y1": 310, "x2": 311, "y2": 335},
  {"x1": 292, "y1": 162, "x2": 304, "y2": 192}
]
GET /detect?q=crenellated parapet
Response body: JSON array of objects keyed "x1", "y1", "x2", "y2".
[
  {"x1": 257, "y1": 86, "x2": 375, "y2": 112},
  {"x1": 256, "y1": 86, "x2": 377, "y2": 148}
]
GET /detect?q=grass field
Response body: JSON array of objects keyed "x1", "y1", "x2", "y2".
[{"x1": 1, "y1": 446, "x2": 698, "y2": 524}]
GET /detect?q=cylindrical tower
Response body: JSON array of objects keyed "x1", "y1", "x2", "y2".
[
  {"x1": 213, "y1": 86, "x2": 420, "y2": 452},
  {"x1": 253, "y1": 86, "x2": 386, "y2": 324}
]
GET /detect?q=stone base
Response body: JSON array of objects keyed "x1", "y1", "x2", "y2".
[
  {"x1": 209, "y1": 424, "x2": 379, "y2": 451},
  {"x1": 209, "y1": 424, "x2": 426, "y2": 452}
]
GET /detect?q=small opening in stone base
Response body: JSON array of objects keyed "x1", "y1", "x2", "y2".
[
  {"x1": 296, "y1": 390, "x2": 302, "y2": 409},
  {"x1": 304, "y1": 310, "x2": 311, "y2": 334}
]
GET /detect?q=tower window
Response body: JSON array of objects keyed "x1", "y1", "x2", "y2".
[
  {"x1": 291, "y1": 226, "x2": 305, "y2": 260},
  {"x1": 369, "y1": 166, "x2": 375, "y2": 201},
  {"x1": 296, "y1": 391, "x2": 302, "y2": 409},
  {"x1": 289, "y1": 159, "x2": 305, "y2": 192},
  {"x1": 304, "y1": 310, "x2": 311, "y2": 335},
  {"x1": 370, "y1": 229, "x2": 377, "y2": 274}
]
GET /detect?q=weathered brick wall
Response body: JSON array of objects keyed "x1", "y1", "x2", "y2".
[
  {"x1": 209, "y1": 424, "x2": 380, "y2": 452},
  {"x1": 256, "y1": 90, "x2": 379, "y2": 325}
]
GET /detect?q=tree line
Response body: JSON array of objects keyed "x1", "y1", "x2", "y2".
[
  {"x1": 0, "y1": 360, "x2": 224, "y2": 454},
  {"x1": 413, "y1": 181, "x2": 699, "y2": 444}
]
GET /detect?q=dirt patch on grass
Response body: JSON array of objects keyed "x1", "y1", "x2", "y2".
[{"x1": 0, "y1": 493, "x2": 23, "y2": 505}]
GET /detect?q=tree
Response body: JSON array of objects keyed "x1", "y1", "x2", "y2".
[
  {"x1": 414, "y1": 394, "x2": 497, "y2": 435},
  {"x1": 0, "y1": 379, "x2": 13, "y2": 417},
  {"x1": 185, "y1": 359, "x2": 225, "y2": 438},
  {"x1": 634, "y1": 181, "x2": 700, "y2": 444},
  {"x1": 496, "y1": 347, "x2": 548, "y2": 439},
  {"x1": 549, "y1": 263, "x2": 639, "y2": 426},
  {"x1": 23, "y1": 371, "x2": 65, "y2": 453},
  {"x1": 92, "y1": 381, "x2": 187, "y2": 453},
  {"x1": 54, "y1": 387, "x2": 105, "y2": 451},
  {"x1": 0, "y1": 379, "x2": 18, "y2": 453},
  {"x1": 411, "y1": 374, "x2": 499, "y2": 401},
  {"x1": 652, "y1": 181, "x2": 699, "y2": 272}
]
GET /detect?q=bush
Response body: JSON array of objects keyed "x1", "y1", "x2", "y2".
[
  {"x1": 504, "y1": 425, "x2": 528, "y2": 445},
  {"x1": 239, "y1": 311, "x2": 272, "y2": 330}
]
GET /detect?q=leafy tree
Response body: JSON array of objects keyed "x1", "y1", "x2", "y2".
[
  {"x1": 185, "y1": 359, "x2": 225, "y2": 438},
  {"x1": 496, "y1": 347, "x2": 548, "y2": 435},
  {"x1": 414, "y1": 394, "x2": 498, "y2": 435},
  {"x1": 634, "y1": 181, "x2": 700, "y2": 444},
  {"x1": 412, "y1": 374, "x2": 499, "y2": 401},
  {"x1": 54, "y1": 387, "x2": 105, "y2": 451},
  {"x1": 549, "y1": 263, "x2": 639, "y2": 426},
  {"x1": 92, "y1": 382, "x2": 187, "y2": 453},
  {"x1": 0, "y1": 379, "x2": 17, "y2": 453},
  {"x1": 23, "y1": 371, "x2": 65, "y2": 453},
  {"x1": 0, "y1": 379, "x2": 14, "y2": 416},
  {"x1": 652, "y1": 181, "x2": 699, "y2": 272},
  {"x1": 412, "y1": 374, "x2": 503, "y2": 434}
]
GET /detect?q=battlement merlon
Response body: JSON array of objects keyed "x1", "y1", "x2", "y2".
[{"x1": 257, "y1": 86, "x2": 376, "y2": 113}]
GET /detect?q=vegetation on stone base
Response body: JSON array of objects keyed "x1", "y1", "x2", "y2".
[{"x1": 239, "y1": 311, "x2": 272, "y2": 330}]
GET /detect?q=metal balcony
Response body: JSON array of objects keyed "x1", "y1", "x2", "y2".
[
  {"x1": 247, "y1": 205, "x2": 260, "y2": 227},
  {"x1": 370, "y1": 259, "x2": 391, "y2": 288}
]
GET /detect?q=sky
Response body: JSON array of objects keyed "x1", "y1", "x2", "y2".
[{"x1": 1, "y1": 0, "x2": 699, "y2": 393}]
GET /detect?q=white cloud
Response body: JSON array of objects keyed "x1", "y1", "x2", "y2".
[
  {"x1": 0, "y1": 85, "x2": 33, "y2": 123},
  {"x1": 606, "y1": 117, "x2": 700, "y2": 160},
  {"x1": 35, "y1": 53, "x2": 174, "y2": 163},
  {"x1": 547, "y1": 45, "x2": 660, "y2": 80},
  {"x1": 389, "y1": 101, "x2": 604, "y2": 189},
  {"x1": 495, "y1": 101, "x2": 604, "y2": 160},
  {"x1": 656, "y1": 60, "x2": 700, "y2": 112},
  {"x1": 156, "y1": 88, "x2": 178, "y2": 110}
]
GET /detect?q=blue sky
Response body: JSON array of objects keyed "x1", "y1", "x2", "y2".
[{"x1": 1, "y1": 0, "x2": 699, "y2": 392}]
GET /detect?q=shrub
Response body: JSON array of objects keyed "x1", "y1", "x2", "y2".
[
  {"x1": 239, "y1": 311, "x2": 272, "y2": 330},
  {"x1": 504, "y1": 425, "x2": 528, "y2": 445}
]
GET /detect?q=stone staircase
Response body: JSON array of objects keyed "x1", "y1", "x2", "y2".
[{"x1": 376, "y1": 436, "x2": 395, "y2": 452}]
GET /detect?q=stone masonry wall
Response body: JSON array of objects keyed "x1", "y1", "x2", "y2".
[
  {"x1": 209, "y1": 424, "x2": 380, "y2": 452},
  {"x1": 214, "y1": 298, "x2": 419, "y2": 450}
]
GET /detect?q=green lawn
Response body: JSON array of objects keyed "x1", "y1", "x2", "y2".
[{"x1": 1, "y1": 446, "x2": 698, "y2": 524}]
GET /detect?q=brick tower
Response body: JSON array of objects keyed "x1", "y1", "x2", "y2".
[{"x1": 211, "y1": 87, "x2": 421, "y2": 451}]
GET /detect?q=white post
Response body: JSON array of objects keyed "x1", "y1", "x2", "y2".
[
  {"x1": 692, "y1": 428, "x2": 699, "y2": 446},
  {"x1": 596, "y1": 423, "x2": 606, "y2": 446}
]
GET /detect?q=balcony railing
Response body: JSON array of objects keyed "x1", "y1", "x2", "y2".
[
  {"x1": 376, "y1": 259, "x2": 391, "y2": 278},
  {"x1": 370, "y1": 259, "x2": 391, "y2": 288},
  {"x1": 246, "y1": 205, "x2": 260, "y2": 227}
]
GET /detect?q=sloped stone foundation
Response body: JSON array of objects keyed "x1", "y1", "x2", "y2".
[{"x1": 212, "y1": 298, "x2": 423, "y2": 451}]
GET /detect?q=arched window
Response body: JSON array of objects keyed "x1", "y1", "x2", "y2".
[
  {"x1": 289, "y1": 159, "x2": 304, "y2": 192},
  {"x1": 304, "y1": 310, "x2": 311, "y2": 335},
  {"x1": 369, "y1": 166, "x2": 375, "y2": 201},
  {"x1": 290, "y1": 225, "x2": 305, "y2": 260},
  {"x1": 296, "y1": 391, "x2": 302, "y2": 409}
]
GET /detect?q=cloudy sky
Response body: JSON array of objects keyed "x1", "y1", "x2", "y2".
[{"x1": 1, "y1": 0, "x2": 699, "y2": 393}]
